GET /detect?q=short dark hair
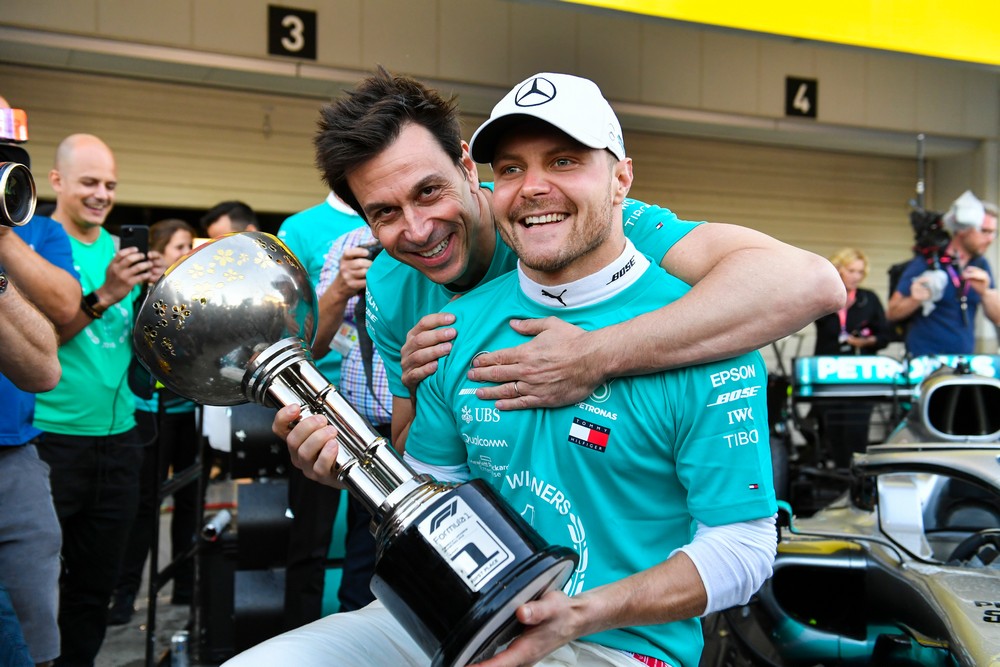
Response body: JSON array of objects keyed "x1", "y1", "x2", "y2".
[
  {"x1": 149, "y1": 218, "x2": 196, "y2": 253},
  {"x1": 315, "y1": 66, "x2": 463, "y2": 217},
  {"x1": 200, "y1": 200, "x2": 257, "y2": 233}
]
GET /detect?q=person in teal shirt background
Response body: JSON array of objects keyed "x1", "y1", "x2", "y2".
[{"x1": 277, "y1": 193, "x2": 372, "y2": 629}]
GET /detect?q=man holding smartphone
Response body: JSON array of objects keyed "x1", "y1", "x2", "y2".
[{"x1": 33, "y1": 133, "x2": 164, "y2": 666}]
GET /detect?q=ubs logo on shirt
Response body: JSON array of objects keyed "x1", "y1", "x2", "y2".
[{"x1": 461, "y1": 406, "x2": 501, "y2": 423}]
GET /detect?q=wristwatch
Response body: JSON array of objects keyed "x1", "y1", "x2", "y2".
[{"x1": 81, "y1": 291, "x2": 106, "y2": 319}]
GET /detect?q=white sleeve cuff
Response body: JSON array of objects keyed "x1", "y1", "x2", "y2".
[
  {"x1": 677, "y1": 515, "x2": 777, "y2": 616},
  {"x1": 403, "y1": 451, "x2": 472, "y2": 483}
]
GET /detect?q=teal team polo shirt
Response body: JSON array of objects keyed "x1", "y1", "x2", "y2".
[{"x1": 407, "y1": 265, "x2": 776, "y2": 667}]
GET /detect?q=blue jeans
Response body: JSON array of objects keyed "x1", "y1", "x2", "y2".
[
  {"x1": 0, "y1": 583, "x2": 33, "y2": 667},
  {"x1": 0, "y1": 444, "x2": 61, "y2": 663}
]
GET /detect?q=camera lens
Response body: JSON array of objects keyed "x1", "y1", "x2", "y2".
[{"x1": 0, "y1": 162, "x2": 37, "y2": 227}]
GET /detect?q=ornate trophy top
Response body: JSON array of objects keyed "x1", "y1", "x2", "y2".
[{"x1": 132, "y1": 231, "x2": 316, "y2": 406}]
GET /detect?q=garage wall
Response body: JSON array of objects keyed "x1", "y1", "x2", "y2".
[
  {"x1": 2, "y1": 0, "x2": 997, "y2": 143},
  {"x1": 5, "y1": 62, "x2": 915, "y2": 281},
  {"x1": 1, "y1": 64, "x2": 328, "y2": 214},
  {"x1": 626, "y1": 131, "x2": 916, "y2": 288}
]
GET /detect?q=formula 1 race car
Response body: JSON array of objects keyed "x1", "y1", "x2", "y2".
[{"x1": 702, "y1": 355, "x2": 1000, "y2": 667}]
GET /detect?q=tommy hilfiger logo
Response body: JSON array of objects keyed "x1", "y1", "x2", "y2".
[
  {"x1": 568, "y1": 417, "x2": 610, "y2": 452},
  {"x1": 541, "y1": 288, "x2": 568, "y2": 306}
]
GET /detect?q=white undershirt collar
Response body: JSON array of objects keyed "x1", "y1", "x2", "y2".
[
  {"x1": 326, "y1": 191, "x2": 360, "y2": 217},
  {"x1": 518, "y1": 238, "x2": 651, "y2": 308}
]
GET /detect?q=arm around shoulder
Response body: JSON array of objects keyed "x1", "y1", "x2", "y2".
[{"x1": 601, "y1": 222, "x2": 846, "y2": 376}]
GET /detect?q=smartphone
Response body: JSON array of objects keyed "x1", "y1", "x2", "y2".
[{"x1": 119, "y1": 224, "x2": 149, "y2": 259}]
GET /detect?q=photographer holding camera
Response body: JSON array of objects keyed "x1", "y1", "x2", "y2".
[
  {"x1": 0, "y1": 95, "x2": 84, "y2": 667},
  {"x1": 888, "y1": 190, "x2": 1000, "y2": 356}
]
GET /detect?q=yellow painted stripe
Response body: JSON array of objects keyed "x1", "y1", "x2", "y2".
[{"x1": 561, "y1": 0, "x2": 1000, "y2": 67}]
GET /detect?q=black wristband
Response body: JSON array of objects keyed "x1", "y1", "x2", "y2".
[{"x1": 81, "y1": 291, "x2": 104, "y2": 319}]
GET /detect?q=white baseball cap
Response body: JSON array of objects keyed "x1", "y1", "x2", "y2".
[{"x1": 470, "y1": 72, "x2": 626, "y2": 164}]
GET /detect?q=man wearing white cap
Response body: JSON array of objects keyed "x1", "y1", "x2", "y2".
[
  {"x1": 888, "y1": 190, "x2": 1000, "y2": 355},
  {"x1": 271, "y1": 67, "x2": 843, "y2": 454},
  {"x1": 239, "y1": 71, "x2": 778, "y2": 667}
]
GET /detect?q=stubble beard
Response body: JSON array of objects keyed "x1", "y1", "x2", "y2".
[{"x1": 501, "y1": 192, "x2": 614, "y2": 275}]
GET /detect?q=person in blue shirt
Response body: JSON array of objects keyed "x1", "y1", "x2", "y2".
[
  {"x1": 888, "y1": 191, "x2": 1000, "y2": 356},
  {"x1": 0, "y1": 214, "x2": 78, "y2": 667},
  {"x1": 0, "y1": 96, "x2": 84, "y2": 667}
]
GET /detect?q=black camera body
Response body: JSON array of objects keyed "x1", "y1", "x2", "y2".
[
  {"x1": 910, "y1": 207, "x2": 949, "y2": 259},
  {"x1": 0, "y1": 141, "x2": 36, "y2": 227}
]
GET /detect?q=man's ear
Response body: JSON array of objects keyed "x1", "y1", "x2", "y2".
[
  {"x1": 612, "y1": 157, "x2": 633, "y2": 206},
  {"x1": 459, "y1": 142, "x2": 479, "y2": 188},
  {"x1": 49, "y1": 168, "x2": 63, "y2": 194}
]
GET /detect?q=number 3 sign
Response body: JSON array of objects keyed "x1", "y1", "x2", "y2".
[{"x1": 268, "y1": 5, "x2": 317, "y2": 60}]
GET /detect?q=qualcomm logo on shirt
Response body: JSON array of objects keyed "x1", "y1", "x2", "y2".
[{"x1": 462, "y1": 433, "x2": 509, "y2": 448}]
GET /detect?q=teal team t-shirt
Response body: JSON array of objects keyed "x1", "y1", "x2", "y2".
[
  {"x1": 35, "y1": 229, "x2": 140, "y2": 436},
  {"x1": 365, "y1": 194, "x2": 702, "y2": 398},
  {"x1": 407, "y1": 266, "x2": 776, "y2": 667}
]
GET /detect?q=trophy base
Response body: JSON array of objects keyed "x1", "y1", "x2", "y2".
[
  {"x1": 434, "y1": 548, "x2": 576, "y2": 667},
  {"x1": 371, "y1": 480, "x2": 578, "y2": 667}
]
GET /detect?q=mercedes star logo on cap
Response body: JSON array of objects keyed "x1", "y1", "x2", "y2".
[{"x1": 514, "y1": 77, "x2": 557, "y2": 107}]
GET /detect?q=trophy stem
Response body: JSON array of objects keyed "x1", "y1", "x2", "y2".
[{"x1": 243, "y1": 337, "x2": 427, "y2": 522}]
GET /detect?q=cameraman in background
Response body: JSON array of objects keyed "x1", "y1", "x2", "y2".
[
  {"x1": 888, "y1": 191, "x2": 1000, "y2": 356},
  {"x1": 0, "y1": 95, "x2": 82, "y2": 667}
]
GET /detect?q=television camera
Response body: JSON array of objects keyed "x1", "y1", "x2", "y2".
[
  {"x1": 909, "y1": 206, "x2": 949, "y2": 260},
  {"x1": 907, "y1": 133, "x2": 949, "y2": 263},
  {"x1": 0, "y1": 106, "x2": 37, "y2": 227}
]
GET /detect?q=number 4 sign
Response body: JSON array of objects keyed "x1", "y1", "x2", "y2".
[
  {"x1": 268, "y1": 5, "x2": 317, "y2": 60},
  {"x1": 785, "y1": 77, "x2": 818, "y2": 118}
]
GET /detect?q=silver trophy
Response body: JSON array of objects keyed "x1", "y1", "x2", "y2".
[{"x1": 132, "y1": 232, "x2": 577, "y2": 666}]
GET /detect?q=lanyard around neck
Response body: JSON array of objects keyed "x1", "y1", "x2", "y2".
[{"x1": 838, "y1": 289, "x2": 856, "y2": 333}]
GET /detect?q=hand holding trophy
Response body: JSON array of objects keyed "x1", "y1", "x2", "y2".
[{"x1": 132, "y1": 231, "x2": 577, "y2": 667}]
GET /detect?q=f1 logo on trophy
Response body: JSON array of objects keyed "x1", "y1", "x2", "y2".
[{"x1": 131, "y1": 231, "x2": 578, "y2": 667}]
